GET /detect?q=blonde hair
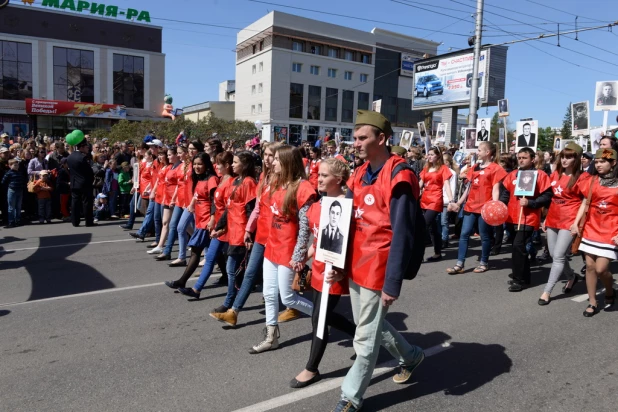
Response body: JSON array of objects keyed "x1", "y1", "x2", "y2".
[
  {"x1": 257, "y1": 142, "x2": 282, "y2": 198},
  {"x1": 322, "y1": 158, "x2": 350, "y2": 186}
]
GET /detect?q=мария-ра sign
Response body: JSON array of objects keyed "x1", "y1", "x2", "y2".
[{"x1": 41, "y1": 0, "x2": 151, "y2": 23}]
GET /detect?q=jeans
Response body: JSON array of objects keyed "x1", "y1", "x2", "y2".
[
  {"x1": 126, "y1": 194, "x2": 141, "y2": 228},
  {"x1": 263, "y1": 257, "x2": 313, "y2": 326},
  {"x1": 176, "y1": 209, "x2": 195, "y2": 260},
  {"x1": 231, "y1": 242, "x2": 265, "y2": 311},
  {"x1": 7, "y1": 188, "x2": 23, "y2": 224},
  {"x1": 341, "y1": 280, "x2": 424, "y2": 408},
  {"x1": 544, "y1": 228, "x2": 576, "y2": 294},
  {"x1": 439, "y1": 205, "x2": 449, "y2": 241},
  {"x1": 457, "y1": 213, "x2": 493, "y2": 266},
  {"x1": 423, "y1": 209, "x2": 441, "y2": 255},
  {"x1": 510, "y1": 224, "x2": 534, "y2": 284},
  {"x1": 163, "y1": 206, "x2": 184, "y2": 256},
  {"x1": 108, "y1": 190, "x2": 117, "y2": 216},
  {"x1": 38, "y1": 198, "x2": 51, "y2": 222},
  {"x1": 193, "y1": 238, "x2": 227, "y2": 291},
  {"x1": 137, "y1": 200, "x2": 156, "y2": 237},
  {"x1": 223, "y1": 252, "x2": 247, "y2": 308},
  {"x1": 153, "y1": 202, "x2": 163, "y2": 243}
]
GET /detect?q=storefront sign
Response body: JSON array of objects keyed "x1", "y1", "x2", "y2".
[
  {"x1": 41, "y1": 0, "x2": 151, "y2": 23},
  {"x1": 26, "y1": 98, "x2": 127, "y2": 119}
]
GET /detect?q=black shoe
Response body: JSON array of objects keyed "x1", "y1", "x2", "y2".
[
  {"x1": 119, "y1": 225, "x2": 131, "y2": 230},
  {"x1": 178, "y1": 287, "x2": 200, "y2": 299},
  {"x1": 580, "y1": 265, "x2": 587, "y2": 275},
  {"x1": 168, "y1": 260, "x2": 187, "y2": 267},
  {"x1": 425, "y1": 254, "x2": 442, "y2": 262},
  {"x1": 583, "y1": 304, "x2": 599, "y2": 317},
  {"x1": 85, "y1": 223, "x2": 98, "y2": 227},
  {"x1": 538, "y1": 297, "x2": 550, "y2": 306},
  {"x1": 562, "y1": 277, "x2": 579, "y2": 294},
  {"x1": 289, "y1": 372, "x2": 321, "y2": 389},
  {"x1": 129, "y1": 232, "x2": 145, "y2": 241},
  {"x1": 509, "y1": 283, "x2": 526, "y2": 292},
  {"x1": 508, "y1": 273, "x2": 514, "y2": 280},
  {"x1": 490, "y1": 248, "x2": 501, "y2": 256},
  {"x1": 212, "y1": 305, "x2": 228, "y2": 314},
  {"x1": 155, "y1": 254, "x2": 171, "y2": 261},
  {"x1": 164, "y1": 281, "x2": 180, "y2": 289},
  {"x1": 441, "y1": 240, "x2": 449, "y2": 249}
]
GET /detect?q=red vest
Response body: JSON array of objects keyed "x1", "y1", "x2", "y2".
[
  {"x1": 194, "y1": 176, "x2": 219, "y2": 229},
  {"x1": 214, "y1": 176, "x2": 233, "y2": 242},
  {"x1": 347, "y1": 155, "x2": 419, "y2": 291},
  {"x1": 226, "y1": 177, "x2": 257, "y2": 247},
  {"x1": 255, "y1": 173, "x2": 272, "y2": 245}
]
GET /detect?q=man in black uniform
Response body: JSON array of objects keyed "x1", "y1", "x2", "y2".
[{"x1": 67, "y1": 138, "x2": 95, "y2": 227}]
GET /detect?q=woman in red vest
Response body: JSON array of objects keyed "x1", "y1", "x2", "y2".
[
  {"x1": 150, "y1": 146, "x2": 180, "y2": 256},
  {"x1": 146, "y1": 151, "x2": 169, "y2": 252},
  {"x1": 571, "y1": 148, "x2": 617, "y2": 317},
  {"x1": 308, "y1": 147, "x2": 321, "y2": 190},
  {"x1": 249, "y1": 145, "x2": 316, "y2": 354},
  {"x1": 419, "y1": 146, "x2": 453, "y2": 261},
  {"x1": 290, "y1": 158, "x2": 356, "y2": 388}
]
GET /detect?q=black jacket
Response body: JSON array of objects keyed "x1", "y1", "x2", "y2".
[{"x1": 67, "y1": 151, "x2": 94, "y2": 190}]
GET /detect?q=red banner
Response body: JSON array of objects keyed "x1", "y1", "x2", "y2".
[{"x1": 25, "y1": 98, "x2": 127, "y2": 119}]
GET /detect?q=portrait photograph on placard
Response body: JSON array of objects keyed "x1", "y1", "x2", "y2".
[
  {"x1": 499, "y1": 128, "x2": 505, "y2": 143},
  {"x1": 514, "y1": 170, "x2": 538, "y2": 197},
  {"x1": 594, "y1": 81, "x2": 618, "y2": 111},
  {"x1": 465, "y1": 128, "x2": 477, "y2": 152},
  {"x1": 559, "y1": 139, "x2": 575, "y2": 152},
  {"x1": 553, "y1": 136, "x2": 562, "y2": 151},
  {"x1": 590, "y1": 127, "x2": 604, "y2": 152},
  {"x1": 515, "y1": 120, "x2": 539, "y2": 152},
  {"x1": 476, "y1": 118, "x2": 491, "y2": 143},
  {"x1": 315, "y1": 197, "x2": 353, "y2": 268},
  {"x1": 417, "y1": 122, "x2": 427, "y2": 138},
  {"x1": 571, "y1": 101, "x2": 590, "y2": 134},
  {"x1": 436, "y1": 123, "x2": 448, "y2": 143},
  {"x1": 399, "y1": 130, "x2": 413, "y2": 149},
  {"x1": 498, "y1": 99, "x2": 509, "y2": 117}
]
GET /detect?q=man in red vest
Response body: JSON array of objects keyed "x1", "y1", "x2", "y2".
[{"x1": 329, "y1": 110, "x2": 424, "y2": 412}]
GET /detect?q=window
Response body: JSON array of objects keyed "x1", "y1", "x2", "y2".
[
  {"x1": 342, "y1": 90, "x2": 354, "y2": 123},
  {"x1": 328, "y1": 48, "x2": 338, "y2": 58},
  {"x1": 328, "y1": 68, "x2": 337, "y2": 78},
  {"x1": 258, "y1": 103, "x2": 262, "y2": 113},
  {"x1": 289, "y1": 83, "x2": 303, "y2": 119},
  {"x1": 361, "y1": 54, "x2": 370, "y2": 64},
  {"x1": 258, "y1": 83, "x2": 263, "y2": 93},
  {"x1": 252, "y1": 45, "x2": 257, "y2": 54},
  {"x1": 259, "y1": 62, "x2": 263, "y2": 72},
  {"x1": 340, "y1": 128, "x2": 353, "y2": 139},
  {"x1": 292, "y1": 62, "x2": 302, "y2": 73},
  {"x1": 325, "y1": 87, "x2": 338, "y2": 122},
  {"x1": 259, "y1": 40, "x2": 264, "y2": 51},
  {"x1": 360, "y1": 73, "x2": 368, "y2": 83},
  {"x1": 289, "y1": 124, "x2": 302, "y2": 146},
  {"x1": 251, "y1": 105, "x2": 255, "y2": 114},
  {"x1": 0, "y1": 41, "x2": 33, "y2": 100},
  {"x1": 308, "y1": 85, "x2": 321, "y2": 120},
  {"x1": 344, "y1": 71, "x2": 352, "y2": 80},
  {"x1": 344, "y1": 50, "x2": 353, "y2": 61},
  {"x1": 307, "y1": 125, "x2": 319, "y2": 143},
  {"x1": 310, "y1": 45, "x2": 321, "y2": 55},
  {"x1": 292, "y1": 41, "x2": 303, "y2": 52},
  {"x1": 252, "y1": 65, "x2": 256, "y2": 74},
  {"x1": 53, "y1": 47, "x2": 94, "y2": 103},
  {"x1": 310, "y1": 65, "x2": 320, "y2": 75},
  {"x1": 358, "y1": 92, "x2": 369, "y2": 110},
  {"x1": 251, "y1": 85, "x2": 256, "y2": 95}
]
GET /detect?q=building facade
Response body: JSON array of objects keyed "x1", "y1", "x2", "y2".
[
  {"x1": 182, "y1": 101, "x2": 235, "y2": 122},
  {"x1": 0, "y1": 3, "x2": 165, "y2": 138},
  {"x1": 235, "y1": 11, "x2": 439, "y2": 144}
]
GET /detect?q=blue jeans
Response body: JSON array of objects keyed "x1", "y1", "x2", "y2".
[
  {"x1": 126, "y1": 193, "x2": 141, "y2": 228},
  {"x1": 176, "y1": 209, "x2": 195, "y2": 260},
  {"x1": 163, "y1": 206, "x2": 184, "y2": 256},
  {"x1": 38, "y1": 198, "x2": 51, "y2": 222},
  {"x1": 263, "y1": 257, "x2": 313, "y2": 326},
  {"x1": 438, "y1": 205, "x2": 449, "y2": 241},
  {"x1": 223, "y1": 252, "x2": 247, "y2": 308},
  {"x1": 193, "y1": 238, "x2": 227, "y2": 290},
  {"x1": 137, "y1": 200, "x2": 155, "y2": 237},
  {"x1": 456, "y1": 212, "x2": 492, "y2": 266},
  {"x1": 153, "y1": 202, "x2": 163, "y2": 243},
  {"x1": 341, "y1": 280, "x2": 423, "y2": 408},
  {"x1": 7, "y1": 188, "x2": 23, "y2": 225},
  {"x1": 229, "y1": 242, "x2": 265, "y2": 311}
]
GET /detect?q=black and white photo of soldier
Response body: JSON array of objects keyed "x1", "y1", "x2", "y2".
[
  {"x1": 498, "y1": 99, "x2": 509, "y2": 116},
  {"x1": 596, "y1": 82, "x2": 617, "y2": 107},
  {"x1": 572, "y1": 102, "x2": 589, "y2": 132},
  {"x1": 417, "y1": 122, "x2": 427, "y2": 138},
  {"x1": 319, "y1": 200, "x2": 344, "y2": 254},
  {"x1": 476, "y1": 118, "x2": 490, "y2": 142}
]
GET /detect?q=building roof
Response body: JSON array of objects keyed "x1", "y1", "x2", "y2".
[{"x1": 182, "y1": 101, "x2": 235, "y2": 113}]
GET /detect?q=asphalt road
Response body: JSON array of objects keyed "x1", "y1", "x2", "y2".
[{"x1": 1, "y1": 219, "x2": 617, "y2": 411}]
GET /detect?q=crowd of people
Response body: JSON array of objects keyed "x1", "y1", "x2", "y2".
[{"x1": 1, "y1": 111, "x2": 617, "y2": 411}]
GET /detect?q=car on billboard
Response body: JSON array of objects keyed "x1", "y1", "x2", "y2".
[{"x1": 414, "y1": 74, "x2": 443, "y2": 98}]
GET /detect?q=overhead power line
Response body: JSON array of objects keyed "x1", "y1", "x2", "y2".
[{"x1": 523, "y1": 0, "x2": 609, "y2": 23}]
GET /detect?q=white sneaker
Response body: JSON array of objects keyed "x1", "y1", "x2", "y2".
[{"x1": 147, "y1": 247, "x2": 163, "y2": 254}]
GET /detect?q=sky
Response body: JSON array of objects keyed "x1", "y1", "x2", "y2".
[{"x1": 30, "y1": 0, "x2": 618, "y2": 129}]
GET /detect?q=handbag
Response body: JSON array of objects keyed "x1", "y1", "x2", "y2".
[
  {"x1": 571, "y1": 177, "x2": 595, "y2": 254},
  {"x1": 292, "y1": 265, "x2": 312, "y2": 294},
  {"x1": 27, "y1": 175, "x2": 36, "y2": 193}
]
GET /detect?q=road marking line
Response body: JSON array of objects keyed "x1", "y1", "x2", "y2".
[
  {"x1": 3, "y1": 238, "x2": 135, "y2": 253},
  {"x1": 571, "y1": 287, "x2": 613, "y2": 303},
  {"x1": 0, "y1": 275, "x2": 221, "y2": 308},
  {"x1": 230, "y1": 342, "x2": 452, "y2": 412}
]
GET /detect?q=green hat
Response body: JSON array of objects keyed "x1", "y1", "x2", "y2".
[
  {"x1": 594, "y1": 148, "x2": 617, "y2": 160},
  {"x1": 564, "y1": 142, "x2": 583, "y2": 155},
  {"x1": 355, "y1": 110, "x2": 393, "y2": 138},
  {"x1": 390, "y1": 146, "x2": 407, "y2": 157}
]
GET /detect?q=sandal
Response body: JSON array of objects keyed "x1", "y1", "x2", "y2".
[
  {"x1": 583, "y1": 304, "x2": 599, "y2": 317},
  {"x1": 604, "y1": 292, "x2": 615, "y2": 307},
  {"x1": 473, "y1": 265, "x2": 489, "y2": 273},
  {"x1": 446, "y1": 265, "x2": 464, "y2": 275}
]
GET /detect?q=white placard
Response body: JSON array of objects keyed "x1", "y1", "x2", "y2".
[
  {"x1": 515, "y1": 120, "x2": 539, "y2": 153},
  {"x1": 400, "y1": 130, "x2": 413, "y2": 149},
  {"x1": 594, "y1": 81, "x2": 618, "y2": 111},
  {"x1": 315, "y1": 197, "x2": 353, "y2": 268},
  {"x1": 475, "y1": 118, "x2": 491, "y2": 145},
  {"x1": 436, "y1": 123, "x2": 448, "y2": 143},
  {"x1": 571, "y1": 101, "x2": 590, "y2": 135}
]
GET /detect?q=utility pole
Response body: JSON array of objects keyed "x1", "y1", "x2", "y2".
[{"x1": 468, "y1": 0, "x2": 485, "y2": 128}]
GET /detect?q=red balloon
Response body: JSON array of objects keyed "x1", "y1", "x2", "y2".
[{"x1": 481, "y1": 200, "x2": 508, "y2": 226}]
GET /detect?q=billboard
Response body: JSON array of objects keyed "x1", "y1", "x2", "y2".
[
  {"x1": 25, "y1": 98, "x2": 127, "y2": 119},
  {"x1": 411, "y1": 46, "x2": 507, "y2": 110}
]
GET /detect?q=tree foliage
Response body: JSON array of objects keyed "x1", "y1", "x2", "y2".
[
  {"x1": 90, "y1": 116, "x2": 256, "y2": 145},
  {"x1": 560, "y1": 103, "x2": 572, "y2": 140},
  {"x1": 538, "y1": 126, "x2": 557, "y2": 152}
]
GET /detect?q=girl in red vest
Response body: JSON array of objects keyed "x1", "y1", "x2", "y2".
[
  {"x1": 308, "y1": 147, "x2": 321, "y2": 190},
  {"x1": 150, "y1": 146, "x2": 180, "y2": 256},
  {"x1": 290, "y1": 158, "x2": 356, "y2": 388},
  {"x1": 146, "y1": 151, "x2": 169, "y2": 252},
  {"x1": 249, "y1": 146, "x2": 316, "y2": 354},
  {"x1": 571, "y1": 148, "x2": 617, "y2": 317},
  {"x1": 419, "y1": 146, "x2": 453, "y2": 261}
]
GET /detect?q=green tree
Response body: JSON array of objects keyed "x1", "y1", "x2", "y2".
[
  {"x1": 560, "y1": 103, "x2": 572, "y2": 139},
  {"x1": 538, "y1": 126, "x2": 556, "y2": 152}
]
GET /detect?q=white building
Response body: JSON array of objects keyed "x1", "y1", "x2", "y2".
[
  {"x1": 235, "y1": 11, "x2": 439, "y2": 144},
  {"x1": 219, "y1": 80, "x2": 236, "y2": 102}
]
